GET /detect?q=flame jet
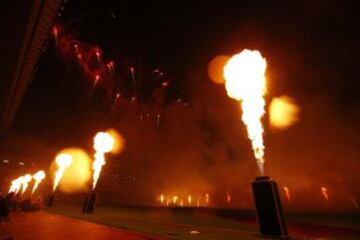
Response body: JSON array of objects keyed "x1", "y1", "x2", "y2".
[
  {"x1": 53, "y1": 153, "x2": 73, "y2": 192},
  {"x1": 21, "y1": 174, "x2": 33, "y2": 194},
  {"x1": 9, "y1": 178, "x2": 22, "y2": 194},
  {"x1": 32, "y1": 170, "x2": 46, "y2": 194},
  {"x1": 223, "y1": 49, "x2": 267, "y2": 175},
  {"x1": 92, "y1": 132, "x2": 115, "y2": 190}
]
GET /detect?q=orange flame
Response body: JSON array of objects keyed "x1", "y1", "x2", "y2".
[
  {"x1": 172, "y1": 195, "x2": 178, "y2": 205},
  {"x1": 92, "y1": 131, "x2": 115, "y2": 190},
  {"x1": 32, "y1": 170, "x2": 46, "y2": 194},
  {"x1": 205, "y1": 193, "x2": 210, "y2": 205},
  {"x1": 223, "y1": 49, "x2": 267, "y2": 175},
  {"x1": 160, "y1": 194, "x2": 164, "y2": 204},
  {"x1": 227, "y1": 192, "x2": 231, "y2": 204},
  {"x1": 9, "y1": 178, "x2": 22, "y2": 194},
  {"x1": 53, "y1": 153, "x2": 73, "y2": 192},
  {"x1": 283, "y1": 186, "x2": 291, "y2": 202},
  {"x1": 188, "y1": 195, "x2": 192, "y2": 205},
  {"x1": 321, "y1": 187, "x2": 329, "y2": 201},
  {"x1": 21, "y1": 174, "x2": 32, "y2": 194}
]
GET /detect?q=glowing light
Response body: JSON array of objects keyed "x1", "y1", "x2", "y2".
[
  {"x1": 188, "y1": 195, "x2": 192, "y2": 205},
  {"x1": 92, "y1": 131, "x2": 115, "y2": 190},
  {"x1": 283, "y1": 186, "x2": 291, "y2": 202},
  {"x1": 208, "y1": 55, "x2": 230, "y2": 84},
  {"x1": 269, "y1": 96, "x2": 300, "y2": 129},
  {"x1": 223, "y1": 49, "x2": 267, "y2": 175},
  {"x1": 321, "y1": 187, "x2": 329, "y2": 201},
  {"x1": 53, "y1": 153, "x2": 73, "y2": 192},
  {"x1": 205, "y1": 193, "x2": 209, "y2": 204},
  {"x1": 160, "y1": 194, "x2": 164, "y2": 204},
  {"x1": 227, "y1": 192, "x2": 231, "y2": 204},
  {"x1": 32, "y1": 170, "x2": 46, "y2": 194},
  {"x1": 21, "y1": 174, "x2": 33, "y2": 194},
  {"x1": 9, "y1": 178, "x2": 22, "y2": 194},
  {"x1": 349, "y1": 195, "x2": 359, "y2": 209},
  {"x1": 173, "y1": 195, "x2": 178, "y2": 205}
]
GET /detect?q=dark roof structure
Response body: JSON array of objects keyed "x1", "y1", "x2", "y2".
[{"x1": 0, "y1": 0, "x2": 63, "y2": 144}]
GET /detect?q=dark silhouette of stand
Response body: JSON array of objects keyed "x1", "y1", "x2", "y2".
[
  {"x1": 47, "y1": 194, "x2": 55, "y2": 207},
  {"x1": 82, "y1": 191, "x2": 97, "y2": 213},
  {"x1": 252, "y1": 176, "x2": 288, "y2": 238}
]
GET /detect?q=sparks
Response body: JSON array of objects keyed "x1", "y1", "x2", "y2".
[
  {"x1": 92, "y1": 131, "x2": 115, "y2": 190},
  {"x1": 223, "y1": 49, "x2": 267, "y2": 175},
  {"x1": 53, "y1": 153, "x2": 73, "y2": 192},
  {"x1": 32, "y1": 170, "x2": 46, "y2": 194}
]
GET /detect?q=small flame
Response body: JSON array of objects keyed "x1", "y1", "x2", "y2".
[
  {"x1": 160, "y1": 194, "x2": 164, "y2": 204},
  {"x1": 205, "y1": 193, "x2": 210, "y2": 205},
  {"x1": 53, "y1": 153, "x2": 73, "y2": 192},
  {"x1": 283, "y1": 186, "x2": 291, "y2": 202},
  {"x1": 173, "y1": 195, "x2": 178, "y2": 205},
  {"x1": 227, "y1": 192, "x2": 231, "y2": 204},
  {"x1": 92, "y1": 131, "x2": 115, "y2": 190},
  {"x1": 188, "y1": 195, "x2": 192, "y2": 205},
  {"x1": 32, "y1": 170, "x2": 46, "y2": 194},
  {"x1": 21, "y1": 174, "x2": 33, "y2": 194},
  {"x1": 223, "y1": 49, "x2": 267, "y2": 175},
  {"x1": 321, "y1": 187, "x2": 329, "y2": 201}
]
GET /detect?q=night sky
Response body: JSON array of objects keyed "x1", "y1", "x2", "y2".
[{"x1": 9, "y1": 1, "x2": 360, "y2": 209}]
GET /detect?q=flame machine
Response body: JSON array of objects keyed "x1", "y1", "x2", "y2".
[
  {"x1": 47, "y1": 194, "x2": 55, "y2": 207},
  {"x1": 251, "y1": 176, "x2": 288, "y2": 237},
  {"x1": 82, "y1": 191, "x2": 97, "y2": 213}
]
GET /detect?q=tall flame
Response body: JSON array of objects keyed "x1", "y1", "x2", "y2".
[
  {"x1": 32, "y1": 170, "x2": 46, "y2": 194},
  {"x1": 92, "y1": 131, "x2": 115, "y2": 190},
  {"x1": 223, "y1": 49, "x2": 267, "y2": 175},
  {"x1": 53, "y1": 153, "x2": 73, "y2": 192},
  {"x1": 21, "y1": 174, "x2": 33, "y2": 194}
]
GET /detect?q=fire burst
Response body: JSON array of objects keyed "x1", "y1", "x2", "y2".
[
  {"x1": 32, "y1": 170, "x2": 46, "y2": 194},
  {"x1": 92, "y1": 132, "x2": 115, "y2": 190},
  {"x1": 9, "y1": 178, "x2": 22, "y2": 194},
  {"x1": 283, "y1": 186, "x2": 291, "y2": 202},
  {"x1": 223, "y1": 49, "x2": 267, "y2": 175},
  {"x1": 21, "y1": 174, "x2": 33, "y2": 194},
  {"x1": 321, "y1": 187, "x2": 329, "y2": 201},
  {"x1": 53, "y1": 153, "x2": 73, "y2": 192}
]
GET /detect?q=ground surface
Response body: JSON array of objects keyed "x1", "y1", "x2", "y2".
[
  {"x1": 0, "y1": 211, "x2": 154, "y2": 240},
  {"x1": 1, "y1": 205, "x2": 359, "y2": 240},
  {"x1": 48, "y1": 205, "x2": 360, "y2": 240}
]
